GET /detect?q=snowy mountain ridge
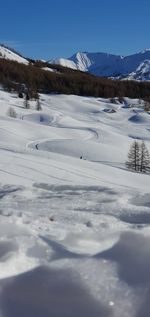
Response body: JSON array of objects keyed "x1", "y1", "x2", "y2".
[
  {"x1": 1, "y1": 43, "x2": 150, "y2": 81},
  {"x1": 0, "y1": 44, "x2": 28, "y2": 65},
  {"x1": 49, "y1": 49, "x2": 150, "y2": 81}
]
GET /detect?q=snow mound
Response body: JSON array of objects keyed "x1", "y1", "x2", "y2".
[
  {"x1": 129, "y1": 113, "x2": 150, "y2": 124},
  {"x1": 22, "y1": 113, "x2": 52, "y2": 125}
]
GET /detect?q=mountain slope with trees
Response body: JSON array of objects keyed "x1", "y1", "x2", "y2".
[{"x1": 0, "y1": 58, "x2": 150, "y2": 102}]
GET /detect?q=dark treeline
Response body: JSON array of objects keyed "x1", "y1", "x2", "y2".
[{"x1": 0, "y1": 58, "x2": 150, "y2": 101}]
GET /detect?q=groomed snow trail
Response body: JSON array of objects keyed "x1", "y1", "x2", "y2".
[{"x1": 0, "y1": 91, "x2": 150, "y2": 317}]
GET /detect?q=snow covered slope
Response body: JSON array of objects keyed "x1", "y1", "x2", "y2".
[
  {"x1": 0, "y1": 44, "x2": 28, "y2": 64},
  {"x1": 50, "y1": 49, "x2": 150, "y2": 80},
  {"x1": 0, "y1": 89, "x2": 150, "y2": 317}
]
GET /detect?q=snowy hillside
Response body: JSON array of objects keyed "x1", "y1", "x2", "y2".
[
  {"x1": 0, "y1": 44, "x2": 28, "y2": 64},
  {"x1": 1, "y1": 43, "x2": 150, "y2": 80},
  {"x1": 50, "y1": 49, "x2": 150, "y2": 80},
  {"x1": 0, "y1": 89, "x2": 150, "y2": 316}
]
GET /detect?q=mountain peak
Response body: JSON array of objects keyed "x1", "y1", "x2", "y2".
[
  {"x1": 140, "y1": 48, "x2": 150, "y2": 54},
  {"x1": 50, "y1": 50, "x2": 150, "y2": 81}
]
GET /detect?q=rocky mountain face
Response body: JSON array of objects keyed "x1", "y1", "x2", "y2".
[{"x1": 49, "y1": 49, "x2": 150, "y2": 81}]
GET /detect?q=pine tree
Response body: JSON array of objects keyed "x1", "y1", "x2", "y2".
[
  {"x1": 140, "y1": 141, "x2": 150, "y2": 172},
  {"x1": 126, "y1": 141, "x2": 140, "y2": 171}
]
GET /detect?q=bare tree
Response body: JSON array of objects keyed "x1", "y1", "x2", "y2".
[
  {"x1": 24, "y1": 95, "x2": 30, "y2": 109},
  {"x1": 36, "y1": 96, "x2": 42, "y2": 111},
  {"x1": 7, "y1": 106, "x2": 17, "y2": 118},
  {"x1": 144, "y1": 101, "x2": 150, "y2": 112},
  {"x1": 126, "y1": 141, "x2": 140, "y2": 171}
]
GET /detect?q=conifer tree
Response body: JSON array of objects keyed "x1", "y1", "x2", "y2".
[
  {"x1": 126, "y1": 140, "x2": 150, "y2": 173},
  {"x1": 140, "y1": 141, "x2": 150, "y2": 172},
  {"x1": 126, "y1": 141, "x2": 140, "y2": 171}
]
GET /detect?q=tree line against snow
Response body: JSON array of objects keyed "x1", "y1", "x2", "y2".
[{"x1": 0, "y1": 58, "x2": 150, "y2": 103}]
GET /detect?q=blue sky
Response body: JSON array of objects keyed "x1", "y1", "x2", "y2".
[{"x1": 1, "y1": 0, "x2": 150, "y2": 60}]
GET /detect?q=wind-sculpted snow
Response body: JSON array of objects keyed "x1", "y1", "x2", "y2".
[
  {"x1": 0, "y1": 183, "x2": 150, "y2": 316},
  {"x1": 0, "y1": 90, "x2": 150, "y2": 316},
  {"x1": 0, "y1": 267, "x2": 112, "y2": 317},
  {"x1": 22, "y1": 113, "x2": 53, "y2": 125},
  {"x1": 129, "y1": 113, "x2": 150, "y2": 124},
  {"x1": 97, "y1": 231, "x2": 150, "y2": 285}
]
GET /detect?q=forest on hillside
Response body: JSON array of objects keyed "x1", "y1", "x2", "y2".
[{"x1": 0, "y1": 58, "x2": 150, "y2": 101}]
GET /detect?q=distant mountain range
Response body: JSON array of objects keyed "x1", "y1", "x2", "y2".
[
  {"x1": 1, "y1": 44, "x2": 150, "y2": 81},
  {"x1": 49, "y1": 49, "x2": 150, "y2": 81}
]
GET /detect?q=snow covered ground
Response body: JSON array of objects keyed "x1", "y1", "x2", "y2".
[{"x1": 0, "y1": 89, "x2": 150, "y2": 316}]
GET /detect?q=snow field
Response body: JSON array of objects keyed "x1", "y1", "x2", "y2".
[{"x1": 0, "y1": 90, "x2": 150, "y2": 316}]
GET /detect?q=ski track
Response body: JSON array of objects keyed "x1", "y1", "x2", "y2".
[{"x1": 0, "y1": 91, "x2": 150, "y2": 317}]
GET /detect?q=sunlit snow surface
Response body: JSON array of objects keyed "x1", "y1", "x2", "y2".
[
  {"x1": 0, "y1": 45, "x2": 28, "y2": 64},
  {"x1": 0, "y1": 90, "x2": 150, "y2": 316}
]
